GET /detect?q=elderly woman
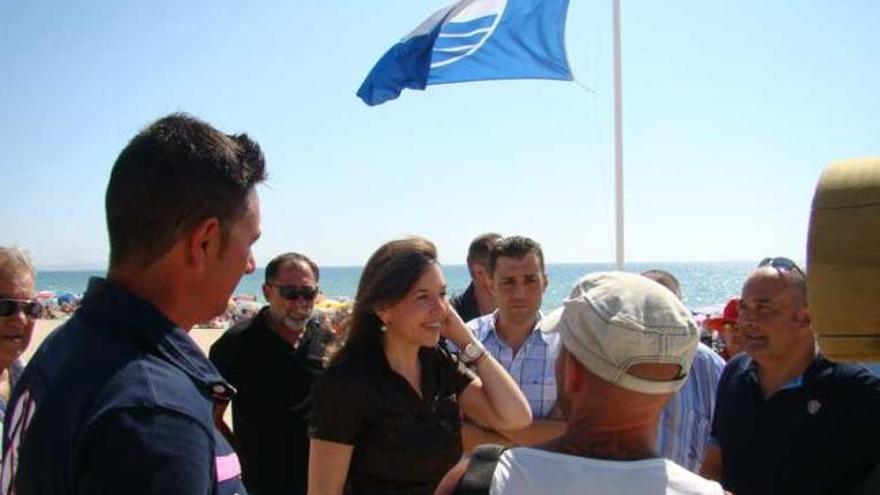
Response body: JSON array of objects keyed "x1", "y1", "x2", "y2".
[
  {"x1": 307, "y1": 237, "x2": 531, "y2": 495},
  {"x1": 0, "y1": 247, "x2": 39, "y2": 431}
]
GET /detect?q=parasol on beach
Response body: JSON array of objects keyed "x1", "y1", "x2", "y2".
[
  {"x1": 36, "y1": 290, "x2": 56, "y2": 300},
  {"x1": 56, "y1": 292, "x2": 78, "y2": 305}
]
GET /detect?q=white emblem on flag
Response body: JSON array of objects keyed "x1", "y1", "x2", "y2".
[{"x1": 431, "y1": 0, "x2": 508, "y2": 68}]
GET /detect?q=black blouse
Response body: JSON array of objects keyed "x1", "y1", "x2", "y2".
[{"x1": 309, "y1": 346, "x2": 475, "y2": 495}]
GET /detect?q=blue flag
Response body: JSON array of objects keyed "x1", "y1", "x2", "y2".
[{"x1": 357, "y1": 0, "x2": 572, "y2": 106}]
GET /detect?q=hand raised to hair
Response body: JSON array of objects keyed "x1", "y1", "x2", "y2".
[{"x1": 440, "y1": 298, "x2": 474, "y2": 348}]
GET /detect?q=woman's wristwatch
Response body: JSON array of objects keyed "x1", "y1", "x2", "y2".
[{"x1": 459, "y1": 339, "x2": 487, "y2": 366}]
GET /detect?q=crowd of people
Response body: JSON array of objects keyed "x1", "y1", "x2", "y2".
[{"x1": 0, "y1": 113, "x2": 878, "y2": 495}]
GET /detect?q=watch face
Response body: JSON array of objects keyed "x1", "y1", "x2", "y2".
[{"x1": 463, "y1": 342, "x2": 481, "y2": 361}]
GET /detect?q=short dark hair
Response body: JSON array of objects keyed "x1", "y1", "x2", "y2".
[
  {"x1": 641, "y1": 269, "x2": 682, "y2": 300},
  {"x1": 265, "y1": 252, "x2": 320, "y2": 283},
  {"x1": 466, "y1": 233, "x2": 502, "y2": 276},
  {"x1": 106, "y1": 113, "x2": 267, "y2": 268},
  {"x1": 487, "y1": 236, "x2": 545, "y2": 275}
]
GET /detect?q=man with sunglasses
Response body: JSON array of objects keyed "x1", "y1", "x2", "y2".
[
  {"x1": 210, "y1": 252, "x2": 336, "y2": 495},
  {"x1": 0, "y1": 247, "x2": 39, "y2": 438},
  {"x1": 701, "y1": 257, "x2": 880, "y2": 495}
]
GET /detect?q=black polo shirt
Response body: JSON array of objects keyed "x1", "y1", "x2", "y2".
[
  {"x1": 1, "y1": 277, "x2": 245, "y2": 495},
  {"x1": 450, "y1": 283, "x2": 481, "y2": 323},
  {"x1": 711, "y1": 353, "x2": 880, "y2": 495},
  {"x1": 210, "y1": 308, "x2": 336, "y2": 495},
  {"x1": 309, "y1": 345, "x2": 475, "y2": 495}
]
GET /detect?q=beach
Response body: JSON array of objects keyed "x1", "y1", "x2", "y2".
[{"x1": 23, "y1": 318, "x2": 226, "y2": 364}]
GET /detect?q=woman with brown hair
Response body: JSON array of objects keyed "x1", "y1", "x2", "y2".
[{"x1": 307, "y1": 237, "x2": 531, "y2": 495}]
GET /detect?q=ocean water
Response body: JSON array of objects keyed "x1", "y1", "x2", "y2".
[{"x1": 36, "y1": 261, "x2": 753, "y2": 312}]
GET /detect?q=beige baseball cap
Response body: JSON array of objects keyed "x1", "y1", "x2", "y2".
[{"x1": 540, "y1": 271, "x2": 699, "y2": 394}]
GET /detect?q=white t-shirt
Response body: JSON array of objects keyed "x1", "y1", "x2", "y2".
[{"x1": 490, "y1": 447, "x2": 724, "y2": 495}]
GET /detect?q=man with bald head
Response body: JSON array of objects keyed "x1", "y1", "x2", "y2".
[
  {"x1": 702, "y1": 258, "x2": 880, "y2": 495},
  {"x1": 436, "y1": 272, "x2": 724, "y2": 495}
]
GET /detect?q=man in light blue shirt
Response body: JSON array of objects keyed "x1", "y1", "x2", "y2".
[
  {"x1": 466, "y1": 236, "x2": 559, "y2": 420},
  {"x1": 642, "y1": 269, "x2": 725, "y2": 473},
  {"x1": 656, "y1": 343, "x2": 725, "y2": 472}
]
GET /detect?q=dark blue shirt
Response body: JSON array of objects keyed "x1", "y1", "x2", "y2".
[
  {"x1": 711, "y1": 353, "x2": 880, "y2": 495},
  {"x1": 0, "y1": 277, "x2": 246, "y2": 495}
]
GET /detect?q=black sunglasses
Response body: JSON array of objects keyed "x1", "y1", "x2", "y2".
[
  {"x1": 757, "y1": 257, "x2": 806, "y2": 279},
  {"x1": 267, "y1": 284, "x2": 319, "y2": 302},
  {"x1": 0, "y1": 298, "x2": 43, "y2": 319}
]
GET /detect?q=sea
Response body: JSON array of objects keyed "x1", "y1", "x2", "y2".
[{"x1": 36, "y1": 261, "x2": 755, "y2": 313}]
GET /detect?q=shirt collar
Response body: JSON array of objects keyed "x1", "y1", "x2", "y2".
[
  {"x1": 477, "y1": 310, "x2": 549, "y2": 345},
  {"x1": 744, "y1": 353, "x2": 831, "y2": 392},
  {"x1": 79, "y1": 277, "x2": 233, "y2": 399}
]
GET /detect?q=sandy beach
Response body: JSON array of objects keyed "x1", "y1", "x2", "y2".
[{"x1": 23, "y1": 318, "x2": 227, "y2": 364}]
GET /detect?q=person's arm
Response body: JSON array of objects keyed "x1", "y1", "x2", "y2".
[
  {"x1": 497, "y1": 419, "x2": 567, "y2": 446},
  {"x1": 77, "y1": 408, "x2": 222, "y2": 494},
  {"x1": 461, "y1": 418, "x2": 567, "y2": 452},
  {"x1": 701, "y1": 445, "x2": 723, "y2": 481},
  {"x1": 444, "y1": 303, "x2": 531, "y2": 431},
  {"x1": 307, "y1": 362, "x2": 367, "y2": 495},
  {"x1": 434, "y1": 458, "x2": 470, "y2": 495},
  {"x1": 213, "y1": 401, "x2": 235, "y2": 447},
  {"x1": 461, "y1": 422, "x2": 515, "y2": 452},
  {"x1": 307, "y1": 439, "x2": 353, "y2": 495},
  {"x1": 208, "y1": 335, "x2": 237, "y2": 448}
]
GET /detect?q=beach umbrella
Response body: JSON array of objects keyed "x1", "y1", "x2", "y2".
[{"x1": 56, "y1": 292, "x2": 78, "y2": 305}]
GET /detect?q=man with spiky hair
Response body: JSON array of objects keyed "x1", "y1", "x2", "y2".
[{"x1": 1, "y1": 114, "x2": 267, "y2": 495}]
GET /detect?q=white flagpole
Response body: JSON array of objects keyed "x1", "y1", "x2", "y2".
[{"x1": 612, "y1": 0, "x2": 624, "y2": 270}]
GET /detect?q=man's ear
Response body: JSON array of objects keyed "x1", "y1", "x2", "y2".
[
  {"x1": 472, "y1": 264, "x2": 486, "y2": 286},
  {"x1": 487, "y1": 273, "x2": 498, "y2": 299},
  {"x1": 565, "y1": 352, "x2": 584, "y2": 394},
  {"x1": 799, "y1": 304, "x2": 812, "y2": 330},
  {"x1": 185, "y1": 217, "x2": 222, "y2": 272}
]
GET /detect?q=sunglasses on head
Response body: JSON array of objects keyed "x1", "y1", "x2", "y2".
[
  {"x1": 268, "y1": 284, "x2": 319, "y2": 302},
  {"x1": 757, "y1": 257, "x2": 806, "y2": 279},
  {"x1": 0, "y1": 298, "x2": 43, "y2": 319}
]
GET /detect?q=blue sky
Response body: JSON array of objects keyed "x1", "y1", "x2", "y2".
[{"x1": 1, "y1": 1, "x2": 877, "y2": 269}]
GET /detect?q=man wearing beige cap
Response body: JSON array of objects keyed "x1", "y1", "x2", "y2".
[{"x1": 435, "y1": 272, "x2": 725, "y2": 495}]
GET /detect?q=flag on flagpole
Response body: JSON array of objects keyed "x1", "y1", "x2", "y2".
[{"x1": 357, "y1": 0, "x2": 573, "y2": 106}]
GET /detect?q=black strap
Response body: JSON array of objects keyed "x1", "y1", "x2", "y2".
[{"x1": 454, "y1": 444, "x2": 509, "y2": 495}]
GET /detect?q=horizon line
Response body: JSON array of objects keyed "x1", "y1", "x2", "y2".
[{"x1": 36, "y1": 259, "x2": 765, "y2": 272}]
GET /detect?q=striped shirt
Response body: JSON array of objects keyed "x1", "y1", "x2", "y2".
[
  {"x1": 467, "y1": 311, "x2": 560, "y2": 419},
  {"x1": 656, "y1": 342, "x2": 725, "y2": 473}
]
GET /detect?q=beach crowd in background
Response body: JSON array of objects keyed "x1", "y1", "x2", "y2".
[{"x1": 1, "y1": 114, "x2": 879, "y2": 495}]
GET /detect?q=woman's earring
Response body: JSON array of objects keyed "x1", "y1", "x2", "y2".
[{"x1": 380, "y1": 322, "x2": 388, "y2": 333}]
